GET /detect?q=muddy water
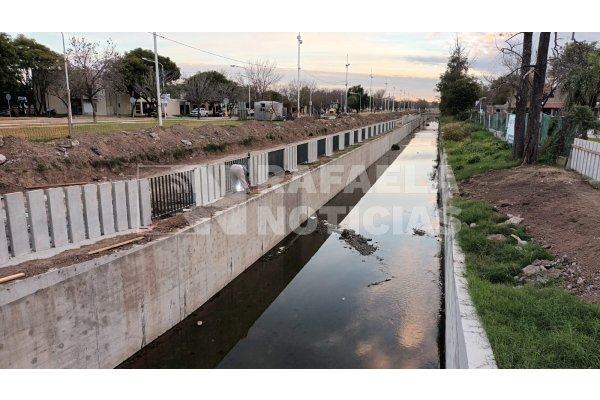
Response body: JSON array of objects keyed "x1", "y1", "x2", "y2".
[{"x1": 120, "y1": 124, "x2": 441, "y2": 369}]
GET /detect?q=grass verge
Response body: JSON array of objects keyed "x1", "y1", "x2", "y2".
[
  {"x1": 452, "y1": 198, "x2": 600, "y2": 368},
  {"x1": 443, "y1": 129, "x2": 520, "y2": 181}
]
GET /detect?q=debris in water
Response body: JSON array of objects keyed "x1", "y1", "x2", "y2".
[
  {"x1": 339, "y1": 229, "x2": 377, "y2": 255},
  {"x1": 196, "y1": 321, "x2": 203, "y2": 327},
  {"x1": 412, "y1": 228, "x2": 426, "y2": 236},
  {"x1": 341, "y1": 297, "x2": 346, "y2": 301},
  {"x1": 368, "y1": 278, "x2": 392, "y2": 287}
]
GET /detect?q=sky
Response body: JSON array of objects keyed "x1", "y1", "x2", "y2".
[{"x1": 10, "y1": 32, "x2": 600, "y2": 102}]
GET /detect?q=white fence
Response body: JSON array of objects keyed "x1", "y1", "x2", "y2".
[
  {"x1": 568, "y1": 138, "x2": 600, "y2": 181},
  {"x1": 0, "y1": 116, "x2": 415, "y2": 267}
]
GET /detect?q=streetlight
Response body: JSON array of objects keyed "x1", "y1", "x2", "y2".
[
  {"x1": 477, "y1": 97, "x2": 487, "y2": 124},
  {"x1": 141, "y1": 57, "x2": 164, "y2": 92},
  {"x1": 231, "y1": 65, "x2": 252, "y2": 114},
  {"x1": 345, "y1": 54, "x2": 350, "y2": 113},
  {"x1": 297, "y1": 33, "x2": 302, "y2": 118},
  {"x1": 349, "y1": 91, "x2": 362, "y2": 113},
  {"x1": 60, "y1": 32, "x2": 73, "y2": 138},
  {"x1": 151, "y1": 33, "x2": 162, "y2": 126},
  {"x1": 369, "y1": 68, "x2": 373, "y2": 112}
]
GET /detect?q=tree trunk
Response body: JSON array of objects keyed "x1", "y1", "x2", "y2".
[
  {"x1": 92, "y1": 102, "x2": 97, "y2": 123},
  {"x1": 522, "y1": 32, "x2": 551, "y2": 164},
  {"x1": 513, "y1": 32, "x2": 533, "y2": 160}
]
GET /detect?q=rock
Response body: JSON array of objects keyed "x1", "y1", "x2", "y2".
[
  {"x1": 91, "y1": 147, "x2": 102, "y2": 156},
  {"x1": 412, "y1": 228, "x2": 426, "y2": 236},
  {"x1": 510, "y1": 234, "x2": 527, "y2": 247},
  {"x1": 469, "y1": 223, "x2": 477, "y2": 228},
  {"x1": 487, "y1": 234, "x2": 506, "y2": 242},
  {"x1": 522, "y1": 264, "x2": 545, "y2": 277},
  {"x1": 196, "y1": 321, "x2": 203, "y2": 327},
  {"x1": 55, "y1": 146, "x2": 67, "y2": 153},
  {"x1": 149, "y1": 132, "x2": 159, "y2": 140},
  {"x1": 56, "y1": 139, "x2": 73, "y2": 148},
  {"x1": 0, "y1": 154, "x2": 6, "y2": 165},
  {"x1": 498, "y1": 199, "x2": 512, "y2": 207},
  {"x1": 543, "y1": 244, "x2": 552, "y2": 249},
  {"x1": 0, "y1": 137, "x2": 4, "y2": 147},
  {"x1": 577, "y1": 277, "x2": 585, "y2": 285},
  {"x1": 70, "y1": 139, "x2": 80, "y2": 146},
  {"x1": 181, "y1": 139, "x2": 192, "y2": 146},
  {"x1": 541, "y1": 268, "x2": 561, "y2": 279},
  {"x1": 502, "y1": 214, "x2": 524, "y2": 225}
]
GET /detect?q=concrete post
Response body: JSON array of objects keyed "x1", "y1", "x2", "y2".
[
  {"x1": 338, "y1": 133, "x2": 345, "y2": 151},
  {"x1": 65, "y1": 186, "x2": 86, "y2": 243},
  {"x1": 308, "y1": 140, "x2": 318, "y2": 163},
  {"x1": 199, "y1": 166, "x2": 209, "y2": 205},
  {"x1": 46, "y1": 187, "x2": 69, "y2": 247},
  {"x1": 284, "y1": 145, "x2": 298, "y2": 171},
  {"x1": 348, "y1": 132, "x2": 354, "y2": 146},
  {"x1": 125, "y1": 180, "x2": 140, "y2": 229},
  {"x1": 192, "y1": 167, "x2": 202, "y2": 206},
  {"x1": 4, "y1": 192, "x2": 31, "y2": 257},
  {"x1": 82, "y1": 184, "x2": 101, "y2": 239},
  {"x1": 219, "y1": 164, "x2": 226, "y2": 198},
  {"x1": 0, "y1": 198, "x2": 10, "y2": 263},
  {"x1": 138, "y1": 178, "x2": 152, "y2": 226},
  {"x1": 325, "y1": 136, "x2": 333, "y2": 156},
  {"x1": 112, "y1": 181, "x2": 128, "y2": 232},
  {"x1": 207, "y1": 164, "x2": 216, "y2": 202},
  {"x1": 97, "y1": 183, "x2": 115, "y2": 236},
  {"x1": 26, "y1": 190, "x2": 51, "y2": 252}
]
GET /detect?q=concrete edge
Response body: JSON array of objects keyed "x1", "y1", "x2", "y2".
[{"x1": 440, "y1": 150, "x2": 498, "y2": 369}]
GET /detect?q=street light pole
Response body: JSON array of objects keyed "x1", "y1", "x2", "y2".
[
  {"x1": 369, "y1": 68, "x2": 373, "y2": 112},
  {"x1": 345, "y1": 54, "x2": 350, "y2": 113},
  {"x1": 231, "y1": 65, "x2": 252, "y2": 116},
  {"x1": 61, "y1": 32, "x2": 73, "y2": 138},
  {"x1": 152, "y1": 32, "x2": 162, "y2": 127},
  {"x1": 297, "y1": 33, "x2": 302, "y2": 118}
]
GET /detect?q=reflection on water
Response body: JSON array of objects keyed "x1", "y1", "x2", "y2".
[{"x1": 120, "y1": 125, "x2": 441, "y2": 369}]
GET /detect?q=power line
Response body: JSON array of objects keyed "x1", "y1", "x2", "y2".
[{"x1": 153, "y1": 33, "x2": 250, "y2": 66}]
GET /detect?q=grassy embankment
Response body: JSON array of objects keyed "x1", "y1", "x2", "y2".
[{"x1": 441, "y1": 118, "x2": 600, "y2": 368}]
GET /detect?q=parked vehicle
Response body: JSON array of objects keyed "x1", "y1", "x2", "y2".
[
  {"x1": 246, "y1": 108, "x2": 254, "y2": 117},
  {"x1": 213, "y1": 110, "x2": 224, "y2": 117},
  {"x1": 0, "y1": 108, "x2": 13, "y2": 117},
  {"x1": 190, "y1": 108, "x2": 209, "y2": 117}
]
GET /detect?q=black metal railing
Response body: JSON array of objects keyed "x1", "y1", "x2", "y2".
[{"x1": 150, "y1": 169, "x2": 195, "y2": 218}]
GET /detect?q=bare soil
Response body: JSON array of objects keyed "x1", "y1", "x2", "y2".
[
  {"x1": 0, "y1": 113, "x2": 404, "y2": 194},
  {"x1": 459, "y1": 165, "x2": 600, "y2": 303}
]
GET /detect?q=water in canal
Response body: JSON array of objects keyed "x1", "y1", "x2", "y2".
[{"x1": 120, "y1": 123, "x2": 441, "y2": 369}]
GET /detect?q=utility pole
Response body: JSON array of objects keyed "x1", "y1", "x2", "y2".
[
  {"x1": 384, "y1": 80, "x2": 388, "y2": 112},
  {"x1": 345, "y1": 55, "x2": 350, "y2": 113},
  {"x1": 153, "y1": 32, "x2": 162, "y2": 127},
  {"x1": 61, "y1": 33, "x2": 73, "y2": 138},
  {"x1": 392, "y1": 86, "x2": 395, "y2": 112},
  {"x1": 297, "y1": 33, "x2": 302, "y2": 118},
  {"x1": 369, "y1": 68, "x2": 373, "y2": 112}
]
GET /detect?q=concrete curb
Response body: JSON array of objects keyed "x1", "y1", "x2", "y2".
[{"x1": 440, "y1": 151, "x2": 497, "y2": 369}]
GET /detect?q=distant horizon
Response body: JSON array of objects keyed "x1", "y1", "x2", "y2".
[{"x1": 8, "y1": 32, "x2": 600, "y2": 102}]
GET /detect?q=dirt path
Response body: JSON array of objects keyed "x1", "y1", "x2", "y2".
[
  {"x1": 0, "y1": 113, "x2": 405, "y2": 194},
  {"x1": 459, "y1": 165, "x2": 600, "y2": 303}
]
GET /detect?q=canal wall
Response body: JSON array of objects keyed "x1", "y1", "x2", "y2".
[
  {"x1": 0, "y1": 115, "x2": 425, "y2": 368},
  {"x1": 440, "y1": 151, "x2": 497, "y2": 369}
]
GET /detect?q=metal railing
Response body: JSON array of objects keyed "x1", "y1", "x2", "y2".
[{"x1": 150, "y1": 169, "x2": 195, "y2": 218}]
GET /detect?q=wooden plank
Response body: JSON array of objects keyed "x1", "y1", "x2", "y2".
[
  {"x1": 0, "y1": 272, "x2": 25, "y2": 284},
  {"x1": 87, "y1": 236, "x2": 144, "y2": 255}
]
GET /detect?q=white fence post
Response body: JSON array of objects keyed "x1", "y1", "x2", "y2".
[
  {"x1": 4, "y1": 192, "x2": 30, "y2": 257},
  {"x1": 26, "y1": 190, "x2": 51, "y2": 252},
  {"x1": 65, "y1": 185, "x2": 86, "y2": 243}
]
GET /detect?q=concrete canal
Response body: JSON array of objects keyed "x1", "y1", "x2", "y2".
[{"x1": 120, "y1": 123, "x2": 441, "y2": 368}]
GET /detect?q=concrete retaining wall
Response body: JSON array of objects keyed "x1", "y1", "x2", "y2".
[
  {"x1": 0, "y1": 115, "x2": 424, "y2": 368},
  {"x1": 0, "y1": 180, "x2": 152, "y2": 267},
  {"x1": 440, "y1": 151, "x2": 497, "y2": 369}
]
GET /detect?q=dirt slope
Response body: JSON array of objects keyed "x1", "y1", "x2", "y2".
[
  {"x1": 459, "y1": 165, "x2": 600, "y2": 302},
  {"x1": 0, "y1": 112, "x2": 405, "y2": 194}
]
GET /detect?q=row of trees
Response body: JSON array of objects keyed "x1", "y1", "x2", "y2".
[{"x1": 437, "y1": 33, "x2": 600, "y2": 164}]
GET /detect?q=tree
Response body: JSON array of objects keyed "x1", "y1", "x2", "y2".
[
  {"x1": 514, "y1": 32, "x2": 533, "y2": 159},
  {"x1": 553, "y1": 41, "x2": 600, "y2": 110},
  {"x1": 436, "y1": 38, "x2": 481, "y2": 117},
  {"x1": 244, "y1": 59, "x2": 283, "y2": 100},
  {"x1": 523, "y1": 32, "x2": 551, "y2": 164},
  {"x1": 183, "y1": 70, "x2": 240, "y2": 118},
  {"x1": 67, "y1": 37, "x2": 123, "y2": 122},
  {"x1": 121, "y1": 48, "x2": 181, "y2": 114},
  {"x1": 12, "y1": 35, "x2": 61, "y2": 115},
  {"x1": 0, "y1": 33, "x2": 20, "y2": 102},
  {"x1": 347, "y1": 85, "x2": 369, "y2": 112}
]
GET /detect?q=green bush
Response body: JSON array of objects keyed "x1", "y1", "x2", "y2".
[
  {"x1": 203, "y1": 143, "x2": 227, "y2": 152},
  {"x1": 240, "y1": 136, "x2": 255, "y2": 146},
  {"x1": 441, "y1": 122, "x2": 470, "y2": 141}
]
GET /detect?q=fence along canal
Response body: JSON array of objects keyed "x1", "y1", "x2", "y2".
[{"x1": 121, "y1": 124, "x2": 441, "y2": 369}]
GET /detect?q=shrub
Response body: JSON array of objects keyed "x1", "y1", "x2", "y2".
[
  {"x1": 240, "y1": 136, "x2": 255, "y2": 146},
  {"x1": 442, "y1": 122, "x2": 470, "y2": 141},
  {"x1": 204, "y1": 143, "x2": 227, "y2": 152}
]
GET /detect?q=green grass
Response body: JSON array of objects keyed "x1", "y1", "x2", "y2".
[
  {"x1": 443, "y1": 130, "x2": 520, "y2": 181},
  {"x1": 589, "y1": 137, "x2": 600, "y2": 143},
  {"x1": 453, "y1": 198, "x2": 600, "y2": 368},
  {"x1": 203, "y1": 142, "x2": 227, "y2": 152},
  {"x1": 1, "y1": 118, "x2": 246, "y2": 142}
]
